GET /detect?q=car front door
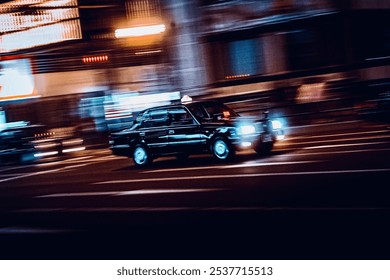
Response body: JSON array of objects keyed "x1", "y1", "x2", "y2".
[{"x1": 166, "y1": 107, "x2": 203, "y2": 154}]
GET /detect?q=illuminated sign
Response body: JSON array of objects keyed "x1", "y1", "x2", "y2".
[
  {"x1": 0, "y1": 57, "x2": 37, "y2": 101},
  {"x1": 0, "y1": 0, "x2": 81, "y2": 53}
]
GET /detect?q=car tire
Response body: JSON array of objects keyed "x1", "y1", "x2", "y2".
[
  {"x1": 211, "y1": 137, "x2": 234, "y2": 160},
  {"x1": 255, "y1": 142, "x2": 273, "y2": 155},
  {"x1": 132, "y1": 144, "x2": 152, "y2": 167}
]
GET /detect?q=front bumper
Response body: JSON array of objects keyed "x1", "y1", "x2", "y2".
[{"x1": 230, "y1": 130, "x2": 284, "y2": 150}]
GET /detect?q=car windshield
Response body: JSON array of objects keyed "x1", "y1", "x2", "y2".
[{"x1": 188, "y1": 102, "x2": 239, "y2": 121}]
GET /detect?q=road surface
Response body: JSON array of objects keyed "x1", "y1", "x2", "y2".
[{"x1": 1, "y1": 121, "x2": 390, "y2": 259}]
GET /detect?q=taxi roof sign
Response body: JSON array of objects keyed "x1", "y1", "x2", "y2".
[{"x1": 181, "y1": 95, "x2": 192, "y2": 104}]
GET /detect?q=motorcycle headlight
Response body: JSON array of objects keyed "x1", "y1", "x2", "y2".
[
  {"x1": 271, "y1": 120, "x2": 283, "y2": 130},
  {"x1": 238, "y1": 124, "x2": 256, "y2": 135}
]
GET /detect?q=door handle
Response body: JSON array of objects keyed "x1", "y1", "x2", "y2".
[{"x1": 168, "y1": 130, "x2": 175, "y2": 135}]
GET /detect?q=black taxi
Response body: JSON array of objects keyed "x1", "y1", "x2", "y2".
[{"x1": 109, "y1": 100, "x2": 284, "y2": 166}]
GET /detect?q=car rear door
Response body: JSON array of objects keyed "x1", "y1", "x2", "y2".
[{"x1": 139, "y1": 109, "x2": 169, "y2": 154}]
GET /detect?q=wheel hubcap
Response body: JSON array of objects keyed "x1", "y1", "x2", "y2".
[
  {"x1": 134, "y1": 147, "x2": 147, "y2": 164},
  {"x1": 214, "y1": 140, "x2": 229, "y2": 159}
]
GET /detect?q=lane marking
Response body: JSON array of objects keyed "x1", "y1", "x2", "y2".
[
  {"x1": 13, "y1": 206, "x2": 390, "y2": 214},
  {"x1": 0, "y1": 154, "x2": 115, "y2": 174},
  {"x1": 0, "y1": 227, "x2": 73, "y2": 234},
  {"x1": 0, "y1": 155, "x2": 116, "y2": 184},
  {"x1": 0, "y1": 164, "x2": 36, "y2": 172},
  {"x1": 286, "y1": 129, "x2": 389, "y2": 141},
  {"x1": 287, "y1": 148, "x2": 390, "y2": 157},
  {"x1": 35, "y1": 188, "x2": 223, "y2": 199},
  {"x1": 38, "y1": 156, "x2": 94, "y2": 167},
  {"x1": 223, "y1": 160, "x2": 320, "y2": 169},
  {"x1": 0, "y1": 173, "x2": 27, "y2": 178},
  {"x1": 94, "y1": 168, "x2": 390, "y2": 185},
  {"x1": 142, "y1": 160, "x2": 321, "y2": 173},
  {"x1": 303, "y1": 141, "x2": 389, "y2": 150},
  {"x1": 0, "y1": 155, "x2": 98, "y2": 173},
  {"x1": 286, "y1": 135, "x2": 390, "y2": 147},
  {"x1": 0, "y1": 166, "x2": 73, "y2": 184}
]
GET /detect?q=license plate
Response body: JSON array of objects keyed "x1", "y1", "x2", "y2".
[{"x1": 262, "y1": 134, "x2": 273, "y2": 142}]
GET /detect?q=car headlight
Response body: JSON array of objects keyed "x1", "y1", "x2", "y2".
[
  {"x1": 238, "y1": 124, "x2": 256, "y2": 135},
  {"x1": 271, "y1": 120, "x2": 283, "y2": 130}
]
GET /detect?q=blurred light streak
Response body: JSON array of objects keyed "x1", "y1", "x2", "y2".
[
  {"x1": 34, "y1": 151, "x2": 59, "y2": 158},
  {"x1": 62, "y1": 139, "x2": 83, "y2": 146},
  {"x1": 36, "y1": 188, "x2": 223, "y2": 198},
  {"x1": 303, "y1": 141, "x2": 390, "y2": 150},
  {"x1": 115, "y1": 24, "x2": 166, "y2": 38},
  {"x1": 33, "y1": 143, "x2": 58, "y2": 149},
  {"x1": 142, "y1": 161, "x2": 320, "y2": 174},
  {"x1": 62, "y1": 146, "x2": 85, "y2": 153},
  {"x1": 94, "y1": 168, "x2": 390, "y2": 185},
  {"x1": 135, "y1": 49, "x2": 162, "y2": 55}
]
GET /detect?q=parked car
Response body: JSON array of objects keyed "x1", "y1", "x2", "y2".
[
  {"x1": 0, "y1": 123, "x2": 85, "y2": 165},
  {"x1": 109, "y1": 100, "x2": 285, "y2": 167}
]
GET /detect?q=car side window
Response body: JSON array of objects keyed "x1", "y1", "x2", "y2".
[
  {"x1": 168, "y1": 108, "x2": 195, "y2": 125},
  {"x1": 188, "y1": 105, "x2": 208, "y2": 120},
  {"x1": 141, "y1": 109, "x2": 168, "y2": 128}
]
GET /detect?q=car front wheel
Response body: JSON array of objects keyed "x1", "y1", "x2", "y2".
[
  {"x1": 132, "y1": 144, "x2": 152, "y2": 167},
  {"x1": 211, "y1": 137, "x2": 234, "y2": 160}
]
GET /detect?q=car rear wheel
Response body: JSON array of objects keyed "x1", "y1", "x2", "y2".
[
  {"x1": 133, "y1": 144, "x2": 152, "y2": 167},
  {"x1": 211, "y1": 137, "x2": 234, "y2": 160}
]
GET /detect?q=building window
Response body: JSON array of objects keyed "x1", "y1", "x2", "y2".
[
  {"x1": 211, "y1": 38, "x2": 265, "y2": 81},
  {"x1": 229, "y1": 39, "x2": 260, "y2": 77},
  {"x1": 287, "y1": 23, "x2": 345, "y2": 70},
  {"x1": 125, "y1": 0, "x2": 162, "y2": 20},
  {"x1": 287, "y1": 29, "x2": 324, "y2": 70},
  {"x1": 352, "y1": 11, "x2": 390, "y2": 60}
]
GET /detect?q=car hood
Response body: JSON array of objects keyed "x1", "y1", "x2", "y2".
[{"x1": 200, "y1": 115, "x2": 266, "y2": 126}]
